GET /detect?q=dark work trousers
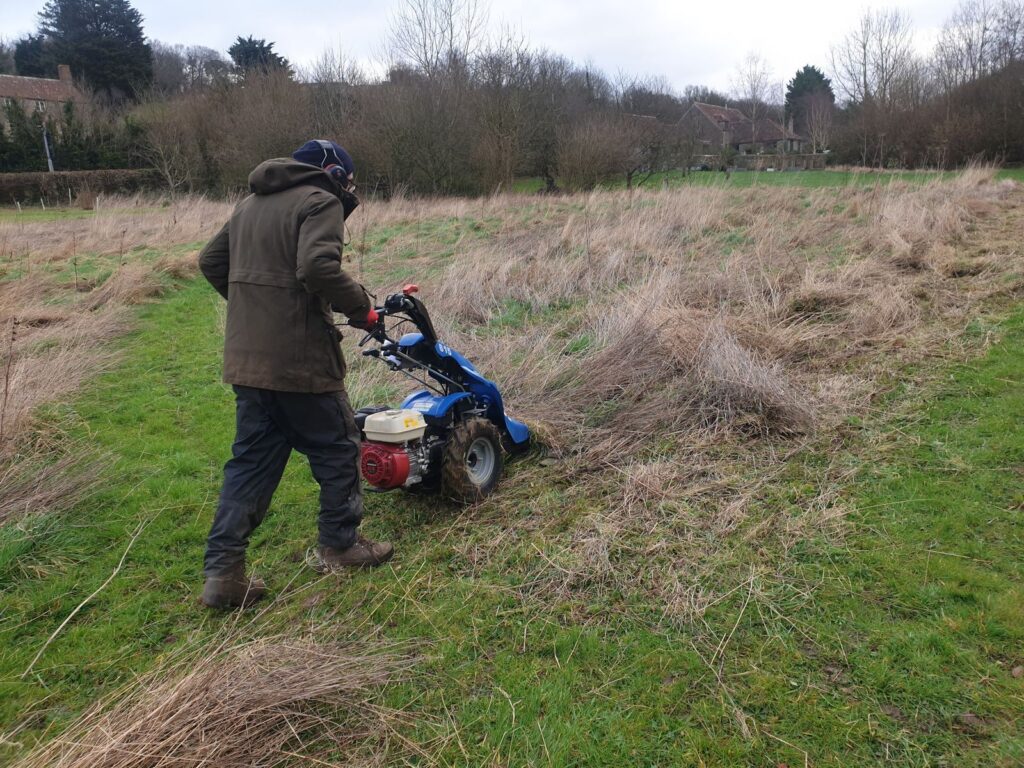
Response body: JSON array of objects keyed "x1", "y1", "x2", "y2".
[{"x1": 204, "y1": 385, "x2": 363, "y2": 576}]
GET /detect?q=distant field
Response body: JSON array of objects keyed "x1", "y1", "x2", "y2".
[
  {"x1": 512, "y1": 165, "x2": 1024, "y2": 193},
  {"x1": 2, "y1": 168, "x2": 1023, "y2": 766}
]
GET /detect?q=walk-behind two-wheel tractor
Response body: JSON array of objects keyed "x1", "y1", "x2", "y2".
[{"x1": 349, "y1": 285, "x2": 530, "y2": 502}]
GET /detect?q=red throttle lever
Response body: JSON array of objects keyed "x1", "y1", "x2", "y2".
[{"x1": 402, "y1": 284, "x2": 419, "y2": 296}]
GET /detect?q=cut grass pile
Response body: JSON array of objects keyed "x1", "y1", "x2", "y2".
[
  {"x1": 1, "y1": 169, "x2": 1022, "y2": 765},
  {"x1": 10, "y1": 628, "x2": 416, "y2": 768}
]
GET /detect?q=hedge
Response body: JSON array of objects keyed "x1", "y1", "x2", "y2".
[{"x1": 0, "y1": 169, "x2": 164, "y2": 204}]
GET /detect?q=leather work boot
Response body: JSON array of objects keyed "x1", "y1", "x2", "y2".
[
  {"x1": 200, "y1": 564, "x2": 266, "y2": 609},
  {"x1": 313, "y1": 535, "x2": 395, "y2": 572}
]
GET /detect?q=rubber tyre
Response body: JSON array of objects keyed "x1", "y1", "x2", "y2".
[{"x1": 441, "y1": 418, "x2": 504, "y2": 503}]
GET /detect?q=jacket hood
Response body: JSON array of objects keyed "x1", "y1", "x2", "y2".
[{"x1": 248, "y1": 158, "x2": 339, "y2": 197}]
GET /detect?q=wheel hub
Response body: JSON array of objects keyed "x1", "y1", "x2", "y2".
[{"x1": 465, "y1": 436, "x2": 496, "y2": 485}]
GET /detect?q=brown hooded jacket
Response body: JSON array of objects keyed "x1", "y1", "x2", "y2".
[{"x1": 198, "y1": 158, "x2": 371, "y2": 393}]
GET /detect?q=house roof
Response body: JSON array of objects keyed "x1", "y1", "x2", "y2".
[
  {"x1": 692, "y1": 102, "x2": 747, "y2": 125},
  {"x1": 685, "y1": 102, "x2": 805, "y2": 143},
  {"x1": 0, "y1": 74, "x2": 82, "y2": 103},
  {"x1": 730, "y1": 118, "x2": 803, "y2": 144}
]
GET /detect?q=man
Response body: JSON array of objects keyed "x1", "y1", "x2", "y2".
[{"x1": 197, "y1": 139, "x2": 394, "y2": 610}]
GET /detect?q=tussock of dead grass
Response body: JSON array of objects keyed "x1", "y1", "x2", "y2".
[
  {"x1": 11, "y1": 636, "x2": 415, "y2": 768},
  {"x1": 80, "y1": 264, "x2": 166, "y2": 311},
  {"x1": 0, "y1": 429, "x2": 105, "y2": 525},
  {"x1": 0, "y1": 310, "x2": 128, "y2": 448}
]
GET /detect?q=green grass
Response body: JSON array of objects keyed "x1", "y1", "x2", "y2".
[
  {"x1": 1, "y1": 277, "x2": 1023, "y2": 763},
  {"x1": 0, "y1": 204, "x2": 170, "y2": 223},
  {"x1": 0, "y1": 207, "x2": 97, "y2": 223}
]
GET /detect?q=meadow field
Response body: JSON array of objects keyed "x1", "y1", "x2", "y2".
[
  {"x1": 511, "y1": 165, "x2": 1024, "y2": 193},
  {"x1": 0, "y1": 168, "x2": 1022, "y2": 766}
]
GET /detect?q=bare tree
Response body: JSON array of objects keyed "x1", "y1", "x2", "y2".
[
  {"x1": 471, "y1": 31, "x2": 534, "y2": 189},
  {"x1": 388, "y1": 0, "x2": 488, "y2": 77},
  {"x1": 934, "y1": 0, "x2": 1000, "y2": 90},
  {"x1": 617, "y1": 74, "x2": 685, "y2": 122},
  {"x1": 136, "y1": 100, "x2": 202, "y2": 191},
  {"x1": 682, "y1": 84, "x2": 729, "y2": 106},
  {"x1": 183, "y1": 46, "x2": 231, "y2": 88},
  {"x1": 151, "y1": 42, "x2": 187, "y2": 95},
  {"x1": 556, "y1": 112, "x2": 626, "y2": 190},
  {"x1": 616, "y1": 114, "x2": 689, "y2": 188},
  {"x1": 831, "y1": 9, "x2": 913, "y2": 107},
  {"x1": 831, "y1": 9, "x2": 914, "y2": 164},
  {"x1": 732, "y1": 52, "x2": 772, "y2": 149},
  {"x1": 994, "y1": 0, "x2": 1024, "y2": 66},
  {"x1": 302, "y1": 47, "x2": 365, "y2": 138},
  {"x1": 805, "y1": 91, "x2": 834, "y2": 153}
]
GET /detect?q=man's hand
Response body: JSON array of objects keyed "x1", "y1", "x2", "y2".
[{"x1": 350, "y1": 308, "x2": 379, "y2": 330}]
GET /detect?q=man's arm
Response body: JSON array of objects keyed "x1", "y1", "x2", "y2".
[
  {"x1": 295, "y1": 194, "x2": 372, "y2": 320},
  {"x1": 198, "y1": 221, "x2": 230, "y2": 300}
]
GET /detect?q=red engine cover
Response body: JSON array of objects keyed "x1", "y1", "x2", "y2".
[{"x1": 360, "y1": 442, "x2": 410, "y2": 489}]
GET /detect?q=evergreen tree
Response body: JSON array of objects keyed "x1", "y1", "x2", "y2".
[
  {"x1": 0, "y1": 39, "x2": 16, "y2": 75},
  {"x1": 228, "y1": 36, "x2": 290, "y2": 77},
  {"x1": 2, "y1": 100, "x2": 48, "y2": 172},
  {"x1": 38, "y1": 0, "x2": 153, "y2": 101},
  {"x1": 54, "y1": 100, "x2": 89, "y2": 169},
  {"x1": 0, "y1": 121, "x2": 10, "y2": 172},
  {"x1": 13, "y1": 34, "x2": 56, "y2": 77},
  {"x1": 786, "y1": 66, "x2": 835, "y2": 134}
]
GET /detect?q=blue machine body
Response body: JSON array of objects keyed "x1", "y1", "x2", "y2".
[{"x1": 397, "y1": 333, "x2": 530, "y2": 447}]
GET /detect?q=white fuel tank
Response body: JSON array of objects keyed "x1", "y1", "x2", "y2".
[{"x1": 363, "y1": 409, "x2": 427, "y2": 443}]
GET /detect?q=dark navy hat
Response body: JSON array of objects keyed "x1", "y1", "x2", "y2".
[{"x1": 292, "y1": 139, "x2": 355, "y2": 177}]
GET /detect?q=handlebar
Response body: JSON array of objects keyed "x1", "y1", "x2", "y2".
[
  {"x1": 346, "y1": 292, "x2": 409, "y2": 347},
  {"x1": 343, "y1": 285, "x2": 437, "y2": 349}
]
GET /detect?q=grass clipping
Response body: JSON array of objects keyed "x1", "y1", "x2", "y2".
[{"x1": 13, "y1": 637, "x2": 413, "y2": 767}]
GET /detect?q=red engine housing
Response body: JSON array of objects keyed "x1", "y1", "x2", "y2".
[{"x1": 360, "y1": 441, "x2": 410, "y2": 489}]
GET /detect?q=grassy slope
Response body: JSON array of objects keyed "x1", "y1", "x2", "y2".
[{"x1": 1, "y1": 276, "x2": 1022, "y2": 764}]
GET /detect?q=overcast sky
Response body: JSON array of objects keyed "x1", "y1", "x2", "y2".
[{"x1": 1, "y1": 0, "x2": 960, "y2": 91}]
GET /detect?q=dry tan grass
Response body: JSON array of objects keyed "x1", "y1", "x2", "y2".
[
  {"x1": 0, "y1": 194, "x2": 230, "y2": 521},
  {"x1": 0, "y1": 194, "x2": 232, "y2": 264},
  {"x1": 0, "y1": 430, "x2": 105, "y2": 525},
  {"x1": 397, "y1": 168, "x2": 1017, "y2": 464},
  {"x1": 11, "y1": 635, "x2": 415, "y2": 768},
  {"x1": 3, "y1": 174, "x2": 1022, "y2": 600},
  {"x1": 339, "y1": 167, "x2": 1022, "y2": 610},
  {"x1": 0, "y1": 310, "x2": 127, "y2": 448}
]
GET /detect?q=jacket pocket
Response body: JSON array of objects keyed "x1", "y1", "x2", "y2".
[
  {"x1": 316, "y1": 298, "x2": 345, "y2": 380},
  {"x1": 325, "y1": 326, "x2": 345, "y2": 379}
]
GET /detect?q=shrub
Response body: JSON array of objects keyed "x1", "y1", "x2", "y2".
[{"x1": 0, "y1": 169, "x2": 162, "y2": 204}]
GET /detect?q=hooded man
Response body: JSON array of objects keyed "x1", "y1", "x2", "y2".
[{"x1": 197, "y1": 140, "x2": 394, "y2": 610}]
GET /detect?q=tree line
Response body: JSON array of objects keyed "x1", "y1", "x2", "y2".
[{"x1": 1, "y1": 0, "x2": 1022, "y2": 193}]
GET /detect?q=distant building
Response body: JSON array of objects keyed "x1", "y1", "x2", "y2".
[
  {"x1": 679, "y1": 101, "x2": 805, "y2": 155},
  {"x1": 0, "y1": 65, "x2": 84, "y2": 131}
]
